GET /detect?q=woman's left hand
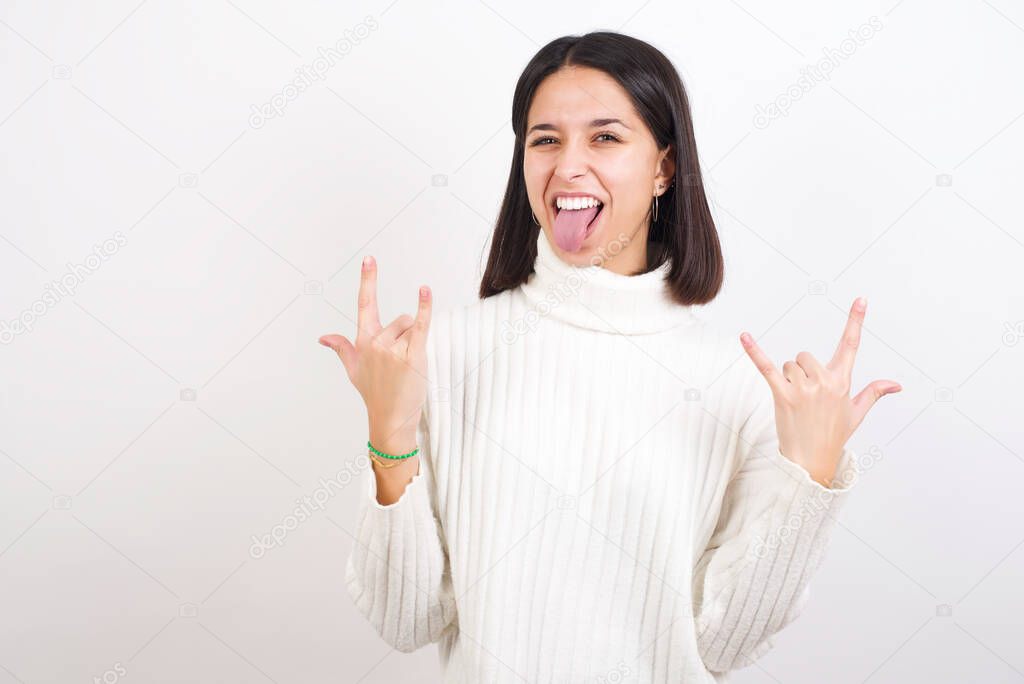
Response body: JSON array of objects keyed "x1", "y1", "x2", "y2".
[{"x1": 740, "y1": 297, "x2": 902, "y2": 488}]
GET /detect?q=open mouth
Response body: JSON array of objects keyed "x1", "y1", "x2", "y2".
[{"x1": 552, "y1": 200, "x2": 604, "y2": 230}]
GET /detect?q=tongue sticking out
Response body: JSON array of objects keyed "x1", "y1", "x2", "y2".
[{"x1": 552, "y1": 205, "x2": 601, "y2": 252}]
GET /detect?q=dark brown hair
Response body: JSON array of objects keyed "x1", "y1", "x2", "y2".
[{"x1": 478, "y1": 31, "x2": 724, "y2": 306}]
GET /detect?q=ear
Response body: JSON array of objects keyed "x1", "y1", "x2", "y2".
[{"x1": 656, "y1": 144, "x2": 675, "y2": 192}]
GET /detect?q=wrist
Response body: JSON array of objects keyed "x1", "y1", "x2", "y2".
[{"x1": 368, "y1": 427, "x2": 418, "y2": 457}]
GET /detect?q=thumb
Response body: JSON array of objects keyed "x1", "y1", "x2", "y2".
[
  {"x1": 319, "y1": 334, "x2": 356, "y2": 374},
  {"x1": 850, "y1": 380, "x2": 901, "y2": 431}
]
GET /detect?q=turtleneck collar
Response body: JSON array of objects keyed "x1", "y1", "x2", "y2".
[{"x1": 518, "y1": 228, "x2": 698, "y2": 335}]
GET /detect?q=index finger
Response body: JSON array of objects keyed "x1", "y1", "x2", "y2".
[
  {"x1": 740, "y1": 332, "x2": 786, "y2": 397},
  {"x1": 829, "y1": 297, "x2": 865, "y2": 375},
  {"x1": 357, "y1": 255, "x2": 382, "y2": 341}
]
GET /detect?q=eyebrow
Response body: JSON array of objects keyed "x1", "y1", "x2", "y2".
[{"x1": 526, "y1": 118, "x2": 631, "y2": 135}]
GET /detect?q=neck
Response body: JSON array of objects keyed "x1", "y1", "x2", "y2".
[{"x1": 519, "y1": 228, "x2": 697, "y2": 335}]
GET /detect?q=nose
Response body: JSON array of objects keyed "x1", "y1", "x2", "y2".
[{"x1": 552, "y1": 137, "x2": 590, "y2": 183}]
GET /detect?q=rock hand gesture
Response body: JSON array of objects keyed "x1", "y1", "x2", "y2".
[
  {"x1": 740, "y1": 297, "x2": 902, "y2": 488},
  {"x1": 318, "y1": 255, "x2": 432, "y2": 467}
]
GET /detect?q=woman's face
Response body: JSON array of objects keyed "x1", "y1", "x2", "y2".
[{"x1": 524, "y1": 65, "x2": 674, "y2": 273}]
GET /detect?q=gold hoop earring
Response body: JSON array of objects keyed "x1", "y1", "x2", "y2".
[{"x1": 531, "y1": 210, "x2": 540, "y2": 226}]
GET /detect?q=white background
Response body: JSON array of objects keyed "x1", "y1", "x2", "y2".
[{"x1": 1, "y1": 1, "x2": 1022, "y2": 682}]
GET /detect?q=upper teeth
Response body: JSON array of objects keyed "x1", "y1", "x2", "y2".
[{"x1": 556, "y1": 196, "x2": 602, "y2": 210}]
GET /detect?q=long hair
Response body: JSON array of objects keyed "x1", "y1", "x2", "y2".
[{"x1": 478, "y1": 31, "x2": 724, "y2": 306}]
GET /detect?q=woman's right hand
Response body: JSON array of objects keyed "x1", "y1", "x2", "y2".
[{"x1": 319, "y1": 255, "x2": 432, "y2": 450}]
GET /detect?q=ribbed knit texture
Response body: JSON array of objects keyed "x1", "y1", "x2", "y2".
[{"x1": 345, "y1": 229, "x2": 859, "y2": 683}]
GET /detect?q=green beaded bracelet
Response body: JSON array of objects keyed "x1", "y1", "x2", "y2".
[{"x1": 367, "y1": 440, "x2": 419, "y2": 460}]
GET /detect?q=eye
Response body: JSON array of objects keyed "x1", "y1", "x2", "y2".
[{"x1": 528, "y1": 133, "x2": 621, "y2": 147}]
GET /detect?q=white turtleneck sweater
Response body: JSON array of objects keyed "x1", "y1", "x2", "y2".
[{"x1": 345, "y1": 229, "x2": 859, "y2": 683}]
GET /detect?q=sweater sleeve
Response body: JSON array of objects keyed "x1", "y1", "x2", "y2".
[
  {"x1": 692, "y1": 387, "x2": 860, "y2": 673},
  {"x1": 344, "y1": 402, "x2": 458, "y2": 653}
]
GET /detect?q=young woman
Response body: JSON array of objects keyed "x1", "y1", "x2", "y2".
[{"x1": 320, "y1": 31, "x2": 901, "y2": 683}]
